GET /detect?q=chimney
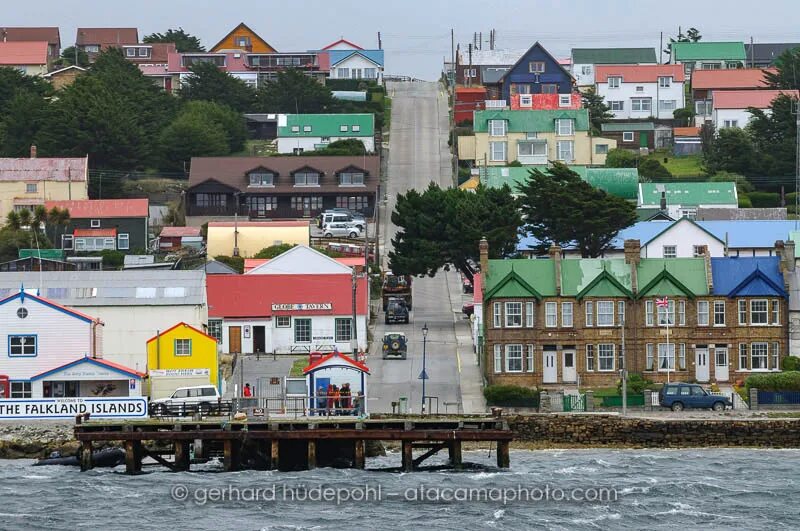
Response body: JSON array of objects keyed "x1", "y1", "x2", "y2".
[
  {"x1": 30, "y1": 145, "x2": 37, "y2": 158},
  {"x1": 660, "y1": 191, "x2": 667, "y2": 211},
  {"x1": 785, "y1": 239, "x2": 796, "y2": 272},
  {"x1": 549, "y1": 244, "x2": 562, "y2": 295},
  {"x1": 701, "y1": 245, "x2": 713, "y2": 291},
  {"x1": 624, "y1": 239, "x2": 641, "y2": 294},
  {"x1": 479, "y1": 237, "x2": 489, "y2": 279}
]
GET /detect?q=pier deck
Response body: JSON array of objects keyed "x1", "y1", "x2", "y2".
[{"x1": 74, "y1": 417, "x2": 513, "y2": 473}]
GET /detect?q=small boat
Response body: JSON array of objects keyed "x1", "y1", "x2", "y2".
[{"x1": 33, "y1": 447, "x2": 125, "y2": 468}]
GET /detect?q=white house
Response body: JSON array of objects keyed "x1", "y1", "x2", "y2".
[
  {"x1": 207, "y1": 246, "x2": 369, "y2": 356},
  {"x1": 0, "y1": 271, "x2": 208, "y2": 372},
  {"x1": 595, "y1": 64, "x2": 686, "y2": 120},
  {"x1": 0, "y1": 289, "x2": 144, "y2": 399},
  {"x1": 322, "y1": 39, "x2": 385, "y2": 83},
  {"x1": 712, "y1": 89, "x2": 799, "y2": 130},
  {"x1": 570, "y1": 47, "x2": 657, "y2": 86},
  {"x1": 276, "y1": 113, "x2": 376, "y2": 154}
]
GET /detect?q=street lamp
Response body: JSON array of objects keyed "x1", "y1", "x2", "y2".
[{"x1": 419, "y1": 323, "x2": 429, "y2": 414}]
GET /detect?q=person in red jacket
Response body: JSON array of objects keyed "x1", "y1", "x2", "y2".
[{"x1": 243, "y1": 383, "x2": 252, "y2": 397}]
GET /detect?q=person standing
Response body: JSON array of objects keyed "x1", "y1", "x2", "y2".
[
  {"x1": 341, "y1": 383, "x2": 352, "y2": 414},
  {"x1": 243, "y1": 383, "x2": 252, "y2": 397},
  {"x1": 316, "y1": 386, "x2": 326, "y2": 416},
  {"x1": 327, "y1": 384, "x2": 335, "y2": 416}
]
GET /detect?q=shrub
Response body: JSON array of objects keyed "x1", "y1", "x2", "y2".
[
  {"x1": 213, "y1": 254, "x2": 244, "y2": 274},
  {"x1": 638, "y1": 159, "x2": 672, "y2": 179},
  {"x1": 97, "y1": 250, "x2": 124, "y2": 269},
  {"x1": 254, "y1": 243, "x2": 296, "y2": 259},
  {"x1": 710, "y1": 171, "x2": 754, "y2": 193},
  {"x1": 745, "y1": 371, "x2": 800, "y2": 393},
  {"x1": 605, "y1": 148, "x2": 639, "y2": 168},
  {"x1": 483, "y1": 385, "x2": 540, "y2": 407},
  {"x1": 747, "y1": 191, "x2": 780, "y2": 208},
  {"x1": 782, "y1": 356, "x2": 800, "y2": 371},
  {"x1": 616, "y1": 373, "x2": 653, "y2": 395},
  {"x1": 738, "y1": 194, "x2": 752, "y2": 208}
]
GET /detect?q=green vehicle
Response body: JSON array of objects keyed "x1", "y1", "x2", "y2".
[{"x1": 382, "y1": 332, "x2": 408, "y2": 360}]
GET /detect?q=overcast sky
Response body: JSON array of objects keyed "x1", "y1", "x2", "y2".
[{"x1": 5, "y1": 0, "x2": 799, "y2": 79}]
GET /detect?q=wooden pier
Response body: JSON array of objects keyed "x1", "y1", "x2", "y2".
[{"x1": 74, "y1": 417, "x2": 513, "y2": 474}]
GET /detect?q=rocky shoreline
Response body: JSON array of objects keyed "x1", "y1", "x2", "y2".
[{"x1": 0, "y1": 422, "x2": 80, "y2": 459}]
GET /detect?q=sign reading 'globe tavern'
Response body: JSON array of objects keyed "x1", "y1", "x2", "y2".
[{"x1": 271, "y1": 303, "x2": 333, "y2": 311}]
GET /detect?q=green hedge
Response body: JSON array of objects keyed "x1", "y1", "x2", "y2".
[
  {"x1": 747, "y1": 191, "x2": 780, "y2": 208},
  {"x1": 745, "y1": 371, "x2": 800, "y2": 393},
  {"x1": 738, "y1": 194, "x2": 753, "y2": 208},
  {"x1": 782, "y1": 356, "x2": 800, "y2": 371},
  {"x1": 616, "y1": 373, "x2": 653, "y2": 395},
  {"x1": 484, "y1": 385, "x2": 540, "y2": 407}
]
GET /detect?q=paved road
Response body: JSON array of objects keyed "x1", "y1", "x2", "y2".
[{"x1": 368, "y1": 81, "x2": 486, "y2": 414}]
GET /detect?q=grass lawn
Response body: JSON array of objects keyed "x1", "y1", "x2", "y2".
[
  {"x1": 588, "y1": 387, "x2": 620, "y2": 397},
  {"x1": 120, "y1": 177, "x2": 186, "y2": 198},
  {"x1": 232, "y1": 139, "x2": 276, "y2": 157},
  {"x1": 644, "y1": 150, "x2": 704, "y2": 178},
  {"x1": 383, "y1": 96, "x2": 392, "y2": 133},
  {"x1": 289, "y1": 357, "x2": 308, "y2": 377}
]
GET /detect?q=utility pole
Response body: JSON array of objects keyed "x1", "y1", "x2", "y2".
[
  {"x1": 351, "y1": 267, "x2": 358, "y2": 356},
  {"x1": 621, "y1": 309, "x2": 627, "y2": 416},
  {"x1": 378, "y1": 31, "x2": 382, "y2": 50},
  {"x1": 468, "y1": 43, "x2": 472, "y2": 87},
  {"x1": 793, "y1": 99, "x2": 800, "y2": 230},
  {"x1": 659, "y1": 32, "x2": 663, "y2": 64}
]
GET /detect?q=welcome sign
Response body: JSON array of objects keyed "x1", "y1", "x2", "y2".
[{"x1": 0, "y1": 397, "x2": 149, "y2": 420}]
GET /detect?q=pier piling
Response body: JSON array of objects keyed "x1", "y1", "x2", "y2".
[
  {"x1": 80, "y1": 441, "x2": 93, "y2": 471},
  {"x1": 401, "y1": 440, "x2": 413, "y2": 472},
  {"x1": 174, "y1": 441, "x2": 191, "y2": 471}
]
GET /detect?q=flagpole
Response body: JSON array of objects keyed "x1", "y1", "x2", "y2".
[{"x1": 666, "y1": 309, "x2": 671, "y2": 384}]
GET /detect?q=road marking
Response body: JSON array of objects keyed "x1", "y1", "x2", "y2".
[{"x1": 456, "y1": 350, "x2": 461, "y2": 373}]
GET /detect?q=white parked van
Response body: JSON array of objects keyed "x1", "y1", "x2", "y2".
[{"x1": 150, "y1": 385, "x2": 220, "y2": 414}]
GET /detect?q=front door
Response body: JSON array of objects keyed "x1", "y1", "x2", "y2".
[
  {"x1": 229, "y1": 326, "x2": 242, "y2": 354},
  {"x1": 543, "y1": 351, "x2": 557, "y2": 383},
  {"x1": 640, "y1": 132, "x2": 649, "y2": 148},
  {"x1": 253, "y1": 326, "x2": 266, "y2": 353},
  {"x1": 714, "y1": 347, "x2": 729, "y2": 382},
  {"x1": 303, "y1": 197, "x2": 311, "y2": 218},
  {"x1": 562, "y1": 350, "x2": 577, "y2": 383},
  {"x1": 695, "y1": 347, "x2": 709, "y2": 383}
]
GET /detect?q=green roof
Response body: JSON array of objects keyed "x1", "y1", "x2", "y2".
[
  {"x1": 277, "y1": 114, "x2": 374, "y2": 138},
  {"x1": 18, "y1": 249, "x2": 65, "y2": 260},
  {"x1": 481, "y1": 165, "x2": 639, "y2": 200},
  {"x1": 601, "y1": 122, "x2": 655, "y2": 132},
  {"x1": 572, "y1": 48, "x2": 657, "y2": 65},
  {"x1": 484, "y1": 256, "x2": 709, "y2": 301},
  {"x1": 638, "y1": 182, "x2": 737, "y2": 207},
  {"x1": 473, "y1": 109, "x2": 590, "y2": 134},
  {"x1": 671, "y1": 41, "x2": 746, "y2": 61}
]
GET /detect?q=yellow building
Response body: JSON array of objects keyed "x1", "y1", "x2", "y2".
[
  {"x1": 146, "y1": 322, "x2": 220, "y2": 395},
  {"x1": 0, "y1": 155, "x2": 89, "y2": 219},
  {"x1": 206, "y1": 220, "x2": 310, "y2": 258},
  {"x1": 458, "y1": 109, "x2": 616, "y2": 167},
  {"x1": 210, "y1": 22, "x2": 276, "y2": 53}
]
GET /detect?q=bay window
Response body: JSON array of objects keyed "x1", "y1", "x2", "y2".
[{"x1": 598, "y1": 344, "x2": 615, "y2": 371}]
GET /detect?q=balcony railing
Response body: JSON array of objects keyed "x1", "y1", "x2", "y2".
[{"x1": 485, "y1": 99, "x2": 507, "y2": 109}]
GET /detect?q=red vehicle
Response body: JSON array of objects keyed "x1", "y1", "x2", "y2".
[
  {"x1": 382, "y1": 273, "x2": 412, "y2": 311},
  {"x1": 0, "y1": 375, "x2": 9, "y2": 398}
]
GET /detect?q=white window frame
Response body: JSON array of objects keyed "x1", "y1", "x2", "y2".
[
  {"x1": 596, "y1": 301, "x2": 614, "y2": 327},
  {"x1": 750, "y1": 299, "x2": 768, "y2": 326},
  {"x1": 276, "y1": 316, "x2": 291, "y2": 328},
  {"x1": 9, "y1": 335, "x2": 36, "y2": 357},
  {"x1": 657, "y1": 300, "x2": 675, "y2": 326},
  {"x1": 658, "y1": 76, "x2": 672, "y2": 88},
  {"x1": 678, "y1": 300, "x2": 686, "y2": 326},
  {"x1": 525, "y1": 302, "x2": 535, "y2": 328},
  {"x1": 562, "y1": 302, "x2": 573, "y2": 328},
  {"x1": 489, "y1": 119, "x2": 507, "y2": 137},
  {"x1": 294, "y1": 318, "x2": 312, "y2": 343},
  {"x1": 519, "y1": 94, "x2": 532, "y2": 107},
  {"x1": 174, "y1": 339, "x2": 192, "y2": 356},
  {"x1": 208, "y1": 319, "x2": 223, "y2": 342},
  {"x1": 771, "y1": 299, "x2": 780, "y2": 325},
  {"x1": 557, "y1": 119, "x2": 574, "y2": 136},
  {"x1": 662, "y1": 245, "x2": 677, "y2": 258},
  {"x1": 493, "y1": 344, "x2": 502, "y2": 373},
  {"x1": 631, "y1": 98, "x2": 652, "y2": 112},
  {"x1": 90, "y1": 219, "x2": 101, "y2": 228},
  {"x1": 723, "y1": 119, "x2": 739, "y2": 128},
  {"x1": 751, "y1": 342, "x2": 768, "y2": 370},
  {"x1": 645, "y1": 300, "x2": 654, "y2": 326},
  {"x1": 697, "y1": 301, "x2": 709, "y2": 326},
  {"x1": 658, "y1": 343, "x2": 675, "y2": 371},
  {"x1": 335, "y1": 318, "x2": 352, "y2": 343},
  {"x1": 10, "y1": 381, "x2": 32, "y2": 398},
  {"x1": 556, "y1": 140, "x2": 574, "y2": 162},
  {"x1": 528, "y1": 61, "x2": 545, "y2": 73},
  {"x1": 617, "y1": 301, "x2": 626, "y2": 325},
  {"x1": 505, "y1": 344, "x2": 523, "y2": 372},
  {"x1": 126, "y1": 47, "x2": 136, "y2": 57},
  {"x1": 772, "y1": 342, "x2": 780, "y2": 370},
  {"x1": 585, "y1": 345, "x2": 595, "y2": 371},
  {"x1": 62, "y1": 234, "x2": 74, "y2": 251},
  {"x1": 558, "y1": 94, "x2": 571, "y2": 107},
  {"x1": 489, "y1": 141, "x2": 507, "y2": 162},
  {"x1": 545, "y1": 302, "x2": 558, "y2": 328},
  {"x1": 518, "y1": 140, "x2": 547, "y2": 158},
  {"x1": 585, "y1": 301, "x2": 594, "y2": 327},
  {"x1": 493, "y1": 302, "x2": 501, "y2": 328},
  {"x1": 598, "y1": 344, "x2": 615, "y2": 372},
  {"x1": 26, "y1": 183, "x2": 37, "y2": 193},
  {"x1": 678, "y1": 343, "x2": 687, "y2": 370},
  {"x1": 646, "y1": 343, "x2": 654, "y2": 371},
  {"x1": 526, "y1": 345, "x2": 535, "y2": 372},
  {"x1": 608, "y1": 76, "x2": 621, "y2": 89},
  {"x1": 739, "y1": 343, "x2": 748, "y2": 370},
  {"x1": 714, "y1": 300, "x2": 726, "y2": 326},
  {"x1": 738, "y1": 299, "x2": 747, "y2": 325},
  {"x1": 659, "y1": 99, "x2": 677, "y2": 112},
  {"x1": 504, "y1": 302, "x2": 522, "y2": 328},
  {"x1": 622, "y1": 132, "x2": 634, "y2": 142},
  {"x1": 609, "y1": 101, "x2": 624, "y2": 111},
  {"x1": 117, "y1": 233, "x2": 129, "y2": 250}
]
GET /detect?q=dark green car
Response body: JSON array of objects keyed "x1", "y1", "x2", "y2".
[{"x1": 382, "y1": 333, "x2": 408, "y2": 360}]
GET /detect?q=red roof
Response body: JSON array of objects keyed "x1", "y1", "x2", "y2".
[
  {"x1": 0, "y1": 27, "x2": 60, "y2": 46},
  {"x1": 673, "y1": 127, "x2": 701, "y2": 137},
  {"x1": 146, "y1": 322, "x2": 218, "y2": 344},
  {"x1": 595, "y1": 64, "x2": 685, "y2": 83},
  {"x1": 76, "y1": 28, "x2": 139, "y2": 48},
  {"x1": 0, "y1": 41, "x2": 48, "y2": 65},
  {"x1": 713, "y1": 89, "x2": 799, "y2": 109},
  {"x1": 456, "y1": 87, "x2": 488, "y2": 94},
  {"x1": 303, "y1": 351, "x2": 370, "y2": 374},
  {"x1": 160, "y1": 226, "x2": 202, "y2": 238},
  {"x1": 45, "y1": 198, "x2": 149, "y2": 219},
  {"x1": 207, "y1": 274, "x2": 369, "y2": 318},
  {"x1": 473, "y1": 273, "x2": 483, "y2": 303},
  {"x1": 74, "y1": 228, "x2": 116, "y2": 237},
  {"x1": 691, "y1": 68, "x2": 775, "y2": 90},
  {"x1": 244, "y1": 256, "x2": 365, "y2": 273},
  {"x1": 321, "y1": 39, "x2": 363, "y2": 51},
  {"x1": 208, "y1": 220, "x2": 309, "y2": 228}
]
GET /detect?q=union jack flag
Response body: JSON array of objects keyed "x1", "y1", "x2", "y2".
[{"x1": 655, "y1": 297, "x2": 669, "y2": 308}]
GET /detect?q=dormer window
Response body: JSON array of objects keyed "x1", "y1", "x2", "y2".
[
  {"x1": 489, "y1": 119, "x2": 507, "y2": 137},
  {"x1": 291, "y1": 125, "x2": 300, "y2": 133},
  {"x1": 126, "y1": 47, "x2": 136, "y2": 57},
  {"x1": 528, "y1": 61, "x2": 545, "y2": 73},
  {"x1": 138, "y1": 47, "x2": 150, "y2": 58},
  {"x1": 249, "y1": 172, "x2": 274, "y2": 187},
  {"x1": 294, "y1": 171, "x2": 320, "y2": 186},
  {"x1": 559, "y1": 94, "x2": 571, "y2": 107},
  {"x1": 303, "y1": 125, "x2": 312, "y2": 133},
  {"x1": 340, "y1": 125, "x2": 349, "y2": 132},
  {"x1": 339, "y1": 172, "x2": 365, "y2": 186},
  {"x1": 608, "y1": 76, "x2": 621, "y2": 88},
  {"x1": 556, "y1": 118, "x2": 574, "y2": 136}
]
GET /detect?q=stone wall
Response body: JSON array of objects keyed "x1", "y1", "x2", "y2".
[{"x1": 508, "y1": 414, "x2": 800, "y2": 447}]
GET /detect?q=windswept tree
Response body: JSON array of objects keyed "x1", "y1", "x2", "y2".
[
  {"x1": 581, "y1": 87, "x2": 613, "y2": 135},
  {"x1": 747, "y1": 93, "x2": 798, "y2": 176},
  {"x1": 256, "y1": 69, "x2": 334, "y2": 114},
  {"x1": 663, "y1": 27, "x2": 702, "y2": 59},
  {"x1": 764, "y1": 46, "x2": 800, "y2": 89},
  {"x1": 143, "y1": 28, "x2": 205, "y2": 53},
  {"x1": 516, "y1": 163, "x2": 637, "y2": 257},
  {"x1": 179, "y1": 61, "x2": 256, "y2": 113},
  {"x1": 388, "y1": 184, "x2": 521, "y2": 282}
]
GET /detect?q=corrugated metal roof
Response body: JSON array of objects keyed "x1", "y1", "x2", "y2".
[
  {"x1": 672, "y1": 41, "x2": 746, "y2": 61},
  {"x1": 602, "y1": 122, "x2": 655, "y2": 132},
  {"x1": 691, "y1": 68, "x2": 774, "y2": 89},
  {"x1": 595, "y1": 64, "x2": 685, "y2": 83},
  {"x1": 697, "y1": 207, "x2": 787, "y2": 220},
  {"x1": 0, "y1": 271, "x2": 206, "y2": 306},
  {"x1": 208, "y1": 221, "x2": 309, "y2": 228},
  {"x1": 0, "y1": 27, "x2": 60, "y2": 45},
  {"x1": 638, "y1": 182, "x2": 737, "y2": 207},
  {"x1": 457, "y1": 48, "x2": 525, "y2": 66},
  {"x1": 473, "y1": 109, "x2": 590, "y2": 133},
  {"x1": 160, "y1": 226, "x2": 202, "y2": 238},
  {"x1": 0, "y1": 41, "x2": 48, "y2": 65},
  {"x1": 713, "y1": 89, "x2": 798, "y2": 109},
  {"x1": 76, "y1": 28, "x2": 138, "y2": 46},
  {"x1": 710, "y1": 257, "x2": 785, "y2": 296},
  {"x1": 746, "y1": 43, "x2": 800, "y2": 65},
  {"x1": 0, "y1": 157, "x2": 87, "y2": 182},
  {"x1": 481, "y1": 165, "x2": 638, "y2": 199},
  {"x1": 45, "y1": 199, "x2": 149, "y2": 218},
  {"x1": 571, "y1": 47, "x2": 657, "y2": 65},
  {"x1": 328, "y1": 49, "x2": 384, "y2": 67},
  {"x1": 277, "y1": 113, "x2": 374, "y2": 137}
]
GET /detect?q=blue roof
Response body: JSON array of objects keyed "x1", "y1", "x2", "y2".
[
  {"x1": 518, "y1": 220, "x2": 798, "y2": 252},
  {"x1": 710, "y1": 257, "x2": 786, "y2": 297},
  {"x1": 328, "y1": 49, "x2": 384, "y2": 67}
]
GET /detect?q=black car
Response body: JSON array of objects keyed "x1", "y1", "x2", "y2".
[
  {"x1": 385, "y1": 299, "x2": 409, "y2": 324},
  {"x1": 382, "y1": 333, "x2": 408, "y2": 360}
]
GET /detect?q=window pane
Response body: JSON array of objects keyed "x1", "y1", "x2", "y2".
[{"x1": 505, "y1": 302, "x2": 522, "y2": 327}]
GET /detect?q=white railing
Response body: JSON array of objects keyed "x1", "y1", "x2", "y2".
[{"x1": 484, "y1": 99, "x2": 507, "y2": 109}]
